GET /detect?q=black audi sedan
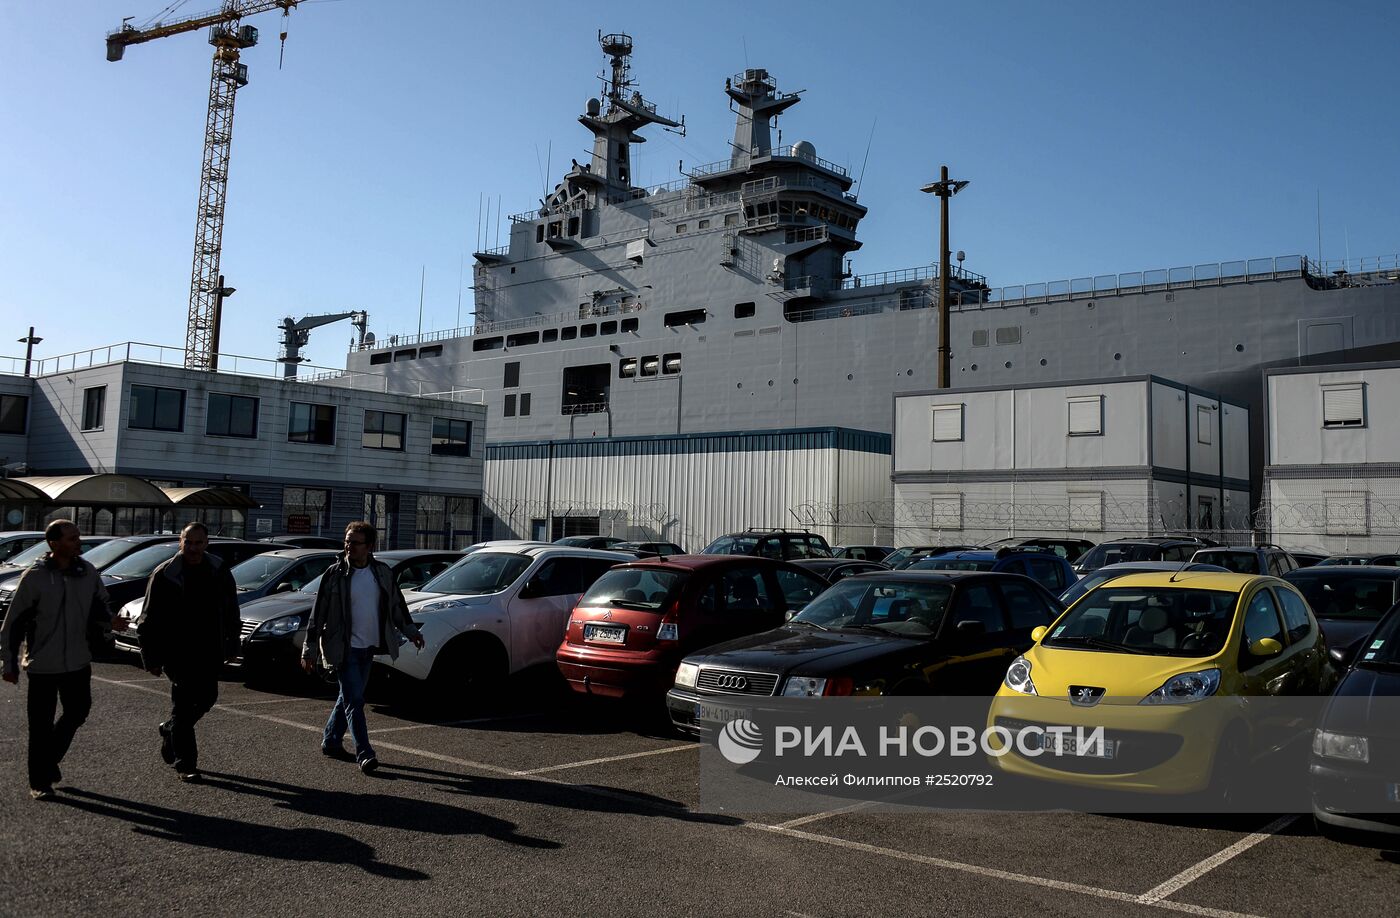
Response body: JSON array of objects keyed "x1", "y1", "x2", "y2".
[
  {"x1": 666, "y1": 571, "x2": 1062, "y2": 734},
  {"x1": 1311, "y1": 601, "x2": 1400, "y2": 838}
]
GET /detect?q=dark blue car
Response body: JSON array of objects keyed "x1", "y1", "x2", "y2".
[{"x1": 909, "y1": 547, "x2": 1078, "y2": 595}]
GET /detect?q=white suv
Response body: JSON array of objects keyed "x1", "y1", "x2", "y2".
[{"x1": 379, "y1": 545, "x2": 632, "y2": 701}]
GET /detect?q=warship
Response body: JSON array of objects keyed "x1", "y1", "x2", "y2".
[{"x1": 342, "y1": 32, "x2": 1400, "y2": 543}]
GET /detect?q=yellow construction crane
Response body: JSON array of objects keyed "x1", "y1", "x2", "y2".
[{"x1": 106, "y1": 1, "x2": 303, "y2": 371}]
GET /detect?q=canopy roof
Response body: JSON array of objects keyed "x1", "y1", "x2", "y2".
[{"x1": 0, "y1": 475, "x2": 258, "y2": 510}]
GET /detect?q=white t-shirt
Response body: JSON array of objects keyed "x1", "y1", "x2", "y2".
[{"x1": 349, "y1": 565, "x2": 380, "y2": 649}]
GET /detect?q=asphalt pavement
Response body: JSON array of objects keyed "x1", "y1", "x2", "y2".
[{"x1": 1, "y1": 661, "x2": 1397, "y2": 917}]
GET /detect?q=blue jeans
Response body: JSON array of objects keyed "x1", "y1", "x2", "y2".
[{"x1": 322, "y1": 646, "x2": 376, "y2": 761}]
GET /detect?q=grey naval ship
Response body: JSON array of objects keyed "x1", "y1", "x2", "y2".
[{"x1": 344, "y1": 32, "x2": 1400, "y2": 541}]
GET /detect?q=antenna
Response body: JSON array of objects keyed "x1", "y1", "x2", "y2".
[
  {"x1": 1168, "y1": 558, "x2": 1191, "y2": 583},
  {"x1": 855, "y1": 117, "x2": 877, "y2": 197}
]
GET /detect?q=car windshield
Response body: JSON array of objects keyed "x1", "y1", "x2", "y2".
[
  {"x1": 299, "y1": 572, "x2": 325, "y2": 594},
  {"x1": 4, "y1": 540, "x2": 57, "y2": 568},
  {"x1": 578, "y1": 568, "x2": 684, "y2": 611},
  {"x1": 792, "y1": 580, "x2": 952, "y2": 636},
  {"x1": 1044, "y1": 586, "x2": 1238, "y2": 657},
  {"x1": 1288, "y1": 575, "x2": 1396, "y2": 621},
  {"x1": 80, "y1": 539, "x2": 151, "y2": 570},
  {"x1": 915, "y1": 557, "x2": 994, "y2": 572},
  {"x1": 232, "y1": 555, "x2": 292, "y2": 591},
  {"x1": 103, "y1": 542, "x2": 181, "y2": 579},
  {"x1": 1316, "y1": 557, "x2": 1365, "y2": 566},
  {"x1": 421, "y1": 552, "x2": 533, "y2": 596},
  {"x1": 1059, "y1": 569, "x2": 1127, "y2": 606},
  {"x1": 701, "y1": 536, "x2": 759, "y2": 555},
  {"x1": 1356, "y1": 607, "x2": 1400, "y2": 666},
  {"x1": 554, "y1": 537, "x2": 595, "y2": 546},
  {"x1": 883, "y1": 548, "x2": 914, "y2": 568},
  {"x1": 1195, "y1": 551, "x2": 1260, "y2": 574}
]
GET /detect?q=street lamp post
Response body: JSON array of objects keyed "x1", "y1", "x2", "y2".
[
  {"x1": 920, "y1": 166, "x2": 969, "y2": 389},
  {"x1": 17, "y1": 327, "x2": 42, "y2": 377}
]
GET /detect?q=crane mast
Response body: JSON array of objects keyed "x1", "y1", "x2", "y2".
[{"x1": 106, "y1": 1, "x2": 302, "y2": 371}]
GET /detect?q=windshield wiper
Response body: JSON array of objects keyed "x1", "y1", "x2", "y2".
[
  {"x1": 1048, "y1": 634, "x2": 1151, "y2": 655},
  {"x1": 1357, "y1": 658, "x2": 1400, "y2": 671},
  {"x1": 788, "y1": 619, "x2": 831, "y2": 632},
  {"x1": 595, "y1": 599, "x2": 654, "y2": 611},
  {"x1": 840, "y1": 623, "x2": 894, "y2": 636}
]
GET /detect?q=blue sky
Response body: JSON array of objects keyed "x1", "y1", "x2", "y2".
[{"x1": 4, "y1": 0, "x2": 1398, "y2": 371}]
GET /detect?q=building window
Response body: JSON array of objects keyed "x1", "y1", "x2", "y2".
[
  {"x1": 288, "y1": 401, "x2": 336, "y2": 445},
  {"x1": 504, "y1": 394, "x2": 517, "y2": 417},
  {"x1": 415, "y1": 494, "x2": 477, "y2": 549},
  {"x1": 282, "y1": 486, "x2": 330, "y2": 534},
  {"x1": 519, "y1": 393, "x2": 531, "y2": 417},
  {"x1": 1322, "y1": 384, "x2": 1365, "y2": 428},
  {"x1": 1069, "y1": 491, "x2": 1104, "y2": 531},
  {"x1": 1325, "y1": 492, "x2": 1368, "y2": 536},
  {"x1": 1067, "y1": 395, "x2": 1103, "y2": 436},
  {"x1": 1197, "y1": 404, "x2": 1213, "y2": 445},
  {"x1": 207, "y1": 393, "x2": 259, "y2": 439},
  {"x1": 431, "y1": 417, "x2": 471, "y2": 456},
  {"x1": 363, "y1": 492, "x2": 400, "y2": 549},
  {"x1": 504, "y1": 362, "x2": 520, "y2": 388},
  {"x1": 931, "y1": 404, "x2": 963, "y2": 442},
  {"x1": 0, "y1": 394, "x2": 27, "y2": 435},
  {"x1": 931, "y1": 495, "x2": 962, "y2": 530},
  {"x1": 128, "y1": 385, "x2": 185, "y2": 432},
  {"x1": 81, "y1": 387, "x2": 106, "y2": 431},
  {"x1": 362, "y1": 410, "x2": 406, "y2": 450}
]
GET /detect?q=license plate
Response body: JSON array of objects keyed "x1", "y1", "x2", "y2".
[
  {"x1": 695, "y1": 701, "x2": 749, "y2": 724},
  {"x1": 1040, "y1": 731, "x2": 1118, "y2": 759},
  {"x1": 584, "y1": 622, "x2": 627, "y2": 644}
]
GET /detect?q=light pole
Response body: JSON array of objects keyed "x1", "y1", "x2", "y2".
[
  {"x1": 208, "y1": 276, "x2": 235, "y2": 371},
  {"x1": 17, "y1": 327, "x2": 42, "y2": 377},
  {"x1": 920, "y1": 166, "x2": 969, "y2": 389}
]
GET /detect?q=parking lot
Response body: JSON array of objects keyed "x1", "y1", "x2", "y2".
[{"x1": 3, "y1": 660, "x2": 1398, "y2": 917}]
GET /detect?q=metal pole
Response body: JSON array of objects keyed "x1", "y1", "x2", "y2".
[
  {"x1": 938, "y1": 166, "x2": 951, "y2": 388},
  {"x1": 19, "y1": 327, "x2": 41, "y2": 377}
]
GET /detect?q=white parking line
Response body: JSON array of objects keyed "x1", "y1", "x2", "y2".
[
  {"x1": 772, "y1": 800, "x2": 877, "y2": 829},
  {"x1": 218, "y1": 697, "x2": 329, "y2": 707},
  {"x1": 369, "y1": 713, "x2": 549, "y2": 734},
  {"x1": 748, "y1": 823, "x2": 1264, "y2": 918},
  {"x1": 1136, "y1": 815, "x2": 1299, "y2": 904},
  {"x1": 511, "y1": 743, "x2": 697, "y2": 775}
]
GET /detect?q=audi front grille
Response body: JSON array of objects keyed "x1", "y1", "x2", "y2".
[{"x1": 696, "y1": 668, "x2": 779, "y2": 696}]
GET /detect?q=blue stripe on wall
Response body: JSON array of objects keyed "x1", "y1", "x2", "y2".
[{"x1": 486, "y1": 427, "x2": 892, "y2": 461}]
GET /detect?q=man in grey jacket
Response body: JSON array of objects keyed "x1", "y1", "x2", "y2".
[
  {"x1": 0, "y1": 520, "x2": 120, "y2": 800},
  {"x1": 302, "y1": 521, "x2": 423, "y2": 774}
]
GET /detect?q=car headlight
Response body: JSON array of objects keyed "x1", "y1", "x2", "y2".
[
  {"x1": 418, "y1": 599, "x2": 467, "y2": 614},
  {"x1": 1140, "y1": 668, "x2": 1220, "y2": 705},
  {"x1": 1004, "y1": 655, "x2": 1037, "y2": 695},
  {"x1": 674, "y1": 662, "x2": 698, "y2": 689},
  {"x1": 256, "y1": 615, "x2": 303, "y2": 637},
  {"x1": 1313, "y1": 730, "x2": 1369, "y2": 763},
  {"x1": 782, "y1": 676, "x2": 827, "y2": 697}
]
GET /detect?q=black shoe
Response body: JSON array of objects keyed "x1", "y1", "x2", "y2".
[
  {"x1": 321, "y1": 741, "x2": 352, "y2": 761},
  {"x1": 159, "y1": 723, "x2": 175, "y2": 766},
  {"x1": 29, "y1": 786, "x2": 55, "y2": 801},
  {"x1": 358, "y1": 755, "x2": 379, "y2": 775},
  {"x1": 48, "y1": 765, "x2": 62, "y2": 787},
  {"x1": 177, "y1": 770, "x2": 201, "y2": 783}
]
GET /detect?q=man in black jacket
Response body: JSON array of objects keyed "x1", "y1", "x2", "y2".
[{"x1": 137, "y1": 522, "x2": 239, "y2": 782}]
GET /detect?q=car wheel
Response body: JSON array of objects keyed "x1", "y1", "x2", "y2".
[
  {"x1": 428, "y1": 637, "x2": 507, "y2": 714},
  {"x1": 1207, "y1": 729, "x2": 1248, "y2": 809}
]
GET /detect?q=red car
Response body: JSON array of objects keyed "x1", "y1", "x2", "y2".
[{"x1": 556, "y1": 555, "x2": 830, "y2": 700}]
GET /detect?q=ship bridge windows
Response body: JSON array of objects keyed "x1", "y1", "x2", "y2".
[
  {"x1": 621, "y1": 317, "x2": 639, "y2": 333},
  {"x1": 418, "y1": 345, "x2": 443, "y2": 358},
  {"x1": 473, "y1": 336, "x2": 505, "y2": 352},
  {"x1": 561, "y1": 327, "x2": 577, "y2": 341},
  {"x1": 562, "y1": 364, "x2": 610, "y2": 414},
  {"x1": 600, "y1": 321, "x2": 617, "y2": 335},
  {"x1": 536, "y1": 225, "x2": 545, "y2": 244},
  {"x1": 543, "y1": 329, "x2": 559, "y2": 343},
  {"x1": 370, "y1": 352, "x2": 391, "y2": 365},
  {"x1": 735, "y1": 301, "x2": 756, "y2": 319},
  {"x1": 507, "y1": 331, "x2": 538, "y2": 348},
  {"x1": 580, "y1": 324, "x2": 597, "y2": 338}
]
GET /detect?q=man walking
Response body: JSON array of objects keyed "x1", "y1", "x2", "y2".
[
  {"x1": 0, "y1": 519, "x2": 119, "y2": 800},
  {"x1": 302, "y1": 521, "x2": 424, "y2": 774},
  {"x1": 137, "y1": 521, "x2": 240, "y2": 782}
]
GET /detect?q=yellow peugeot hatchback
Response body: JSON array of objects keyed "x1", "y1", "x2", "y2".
[{"x1": 987, "y1": 572, "x2": 1330, "y2": 795}]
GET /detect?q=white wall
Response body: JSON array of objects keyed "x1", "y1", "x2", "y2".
[
  {"x1": 1266, "y1": 475, "x2": 1400, "y2": 553},
  {"x1": 1151, "y1": 381, "x2": 1188, "y2": 471},
  {"x1": 892, "y1": 478, "x2": 1154, "y2": 545},
  {"x1": 1270, "y1": 366, "x2": 1400, "y2": 466}
]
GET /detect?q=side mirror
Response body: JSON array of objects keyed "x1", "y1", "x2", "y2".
[
  {"x1": 1031, "y1": 625, "x2": 1048, "y2": 643},
  {"x1": 519, "y1": 578, "x2": 543, "y2": 599},
  {"x1": 272, "y1": 582, "x2": 295, "y2": 594},
  {"x1": 1249, "y1": 637, "x2": 1284, "y2": 658},
  {"x1": 784, "y1": 609, "x2": 798, "y2": 622},
  {"x1": 954, "y1": 620, "x2": 986, "y2": 637}
]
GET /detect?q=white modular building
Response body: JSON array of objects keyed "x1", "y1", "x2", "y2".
[
  {"x1": 0, "y1": 344, "x2": 485, "y2": 548},
  {"x1": 1264, "y1": 360, "x2": 1400, "y2": 552},
  {"x1": 891, "y1": 376, "x2": 1250, "y2": 545}
]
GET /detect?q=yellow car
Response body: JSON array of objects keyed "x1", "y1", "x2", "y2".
[{"x1": 986, "y1": 572, "x2": 1330, "y2": 795}]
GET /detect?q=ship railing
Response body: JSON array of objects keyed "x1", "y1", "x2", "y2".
[
  {"x1": 688, "y1": 145, "x2": 850, "y2": 179},
  {"x1": 971, "y1": 255, "x2": 1306, "y2": 308},
  {"x1": 413, "y1": 387, "x2": 486, "y2": 404},
  {"x1": 1304, "y1": 254, "x2": 1400, "y2": 276},
  {"x1": 359, "y1": 300, "x2": 650, "y2": 351},
  {"x1": 477, "y1": 243, "x2": 510, "y2": 257}
]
